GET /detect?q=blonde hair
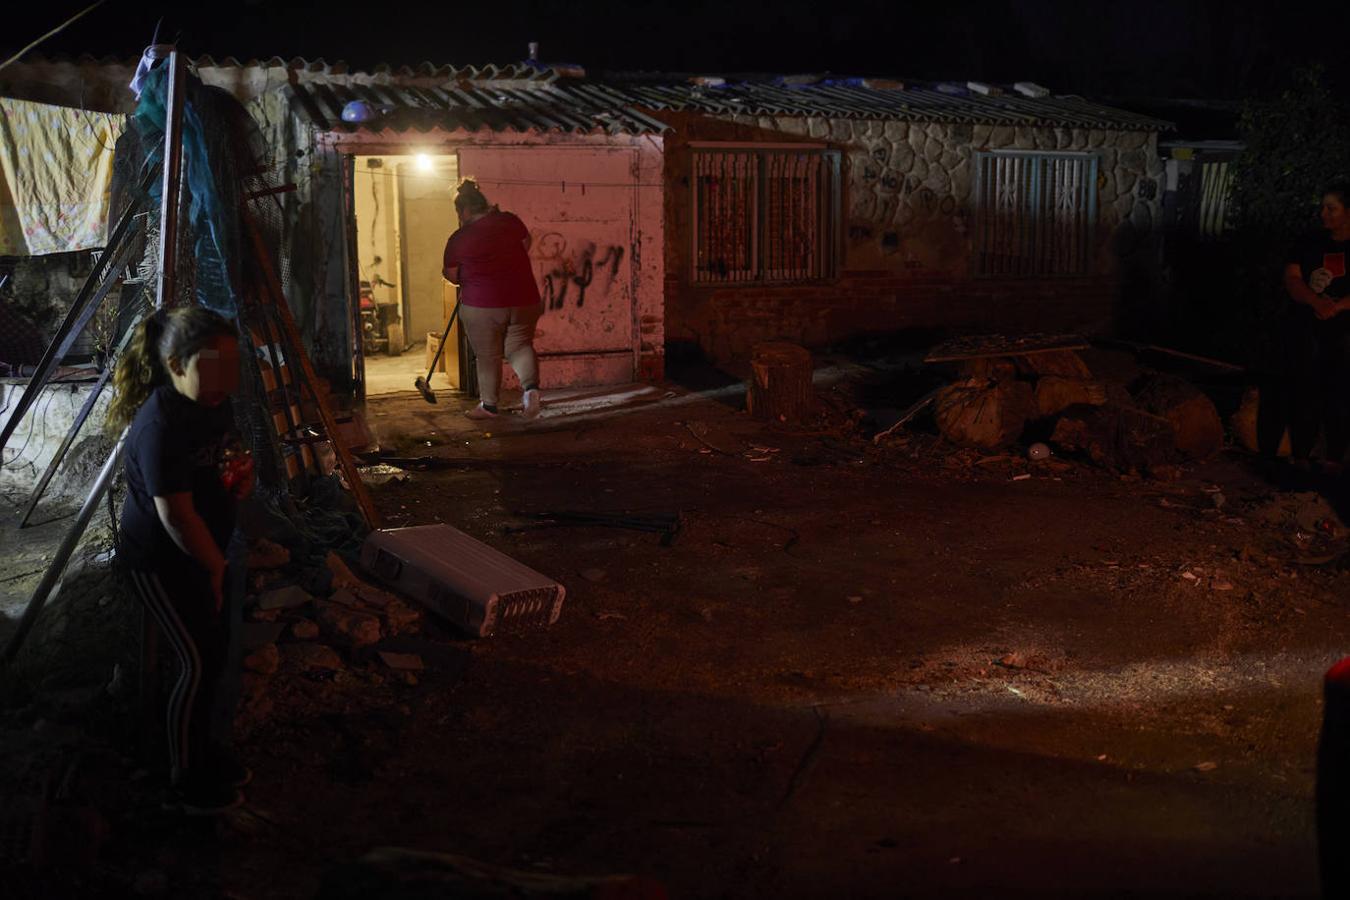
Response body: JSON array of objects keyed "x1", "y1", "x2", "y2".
[{"x1": 107, "y1": 306, "x2": 236, "y2": 431}]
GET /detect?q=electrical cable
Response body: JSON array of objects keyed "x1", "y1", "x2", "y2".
[
  {"x1": 1, "y1": 387, "x2": 56, "y2": 472},
  {"x1": 338, "y1": 163, "x2": 664, "y2": 190},
  {"x1": 0, "y1": 0, "x2": 112, "y2": 74}
]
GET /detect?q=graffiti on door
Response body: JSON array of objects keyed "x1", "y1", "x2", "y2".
[{"x1": 533, "y1": 231, "x2": 626, "y2": 312}]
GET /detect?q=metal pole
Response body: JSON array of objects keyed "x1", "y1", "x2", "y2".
[
  {"x1": 156, "y1": 51, "x2": 186, "y2": 310},
  {"x1": 0, "y1": 166, "x2": 155, "y2": 457},
  {"x1": 0, "y1": 429, "x2": 127, "y2": 666},
  {"x1": 19, "y1": 365, "x2": 113, "y2": 527},
  {"x1": 18, "y1": 307, "x2": 149, "y2": 526},
  {"x1": 341, "y1": 154, "x2": 366, "y2": 401}
]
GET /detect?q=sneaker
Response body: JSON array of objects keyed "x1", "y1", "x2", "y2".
[
  {"x1": 464, "y1": 402, "x2": 499, "y2": 421},
  {"x1": 171, "y1": 781, "x2": 244, "y2": 816},
  {"x1": 522, "y1": 389, "x2": 542, "y2": 420}
]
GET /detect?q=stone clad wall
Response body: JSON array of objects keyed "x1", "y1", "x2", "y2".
[
  {"x1": 660, "y1": 109, "x2": 1165, "y2": 363},
  {"x1": 731, "y1": 113, "x2": 1164, "y2": 277}
]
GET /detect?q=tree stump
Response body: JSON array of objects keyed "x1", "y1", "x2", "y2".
[{"x1": 747, "y1": 342, "x2": 813, "y2": 424}]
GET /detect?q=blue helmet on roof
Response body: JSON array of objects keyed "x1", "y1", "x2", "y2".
[{"x1": 341, "y1": 100, "x2": 377, "y2": 123}]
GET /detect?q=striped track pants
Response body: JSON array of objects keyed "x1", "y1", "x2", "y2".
[{"x1": 128, "y1": 568, "x2": 227, "y2": 786}]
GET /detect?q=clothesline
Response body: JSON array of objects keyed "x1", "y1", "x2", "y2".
[{"x1": 342, "y1": 165, "x2": 665, "y2": 190}]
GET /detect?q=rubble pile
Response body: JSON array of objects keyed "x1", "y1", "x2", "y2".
[
  {"x1": 928, "y1": 349, "x2": 1224, "y2": 472},
  {"x1": 236, "y1": 539, "x2": 424, "y2": 734}
]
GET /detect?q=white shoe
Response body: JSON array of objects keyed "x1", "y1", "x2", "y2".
[
  {"x1": 522, "y1": 389, "x2": 542, "y2": 420},
  {"x1": 464, "y1": 402, "x2": 498, "y2": 421}
]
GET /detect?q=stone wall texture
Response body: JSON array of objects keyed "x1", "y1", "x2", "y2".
[{"x1": 658, "y1": 110, "x2": 1165, "y2": 363}]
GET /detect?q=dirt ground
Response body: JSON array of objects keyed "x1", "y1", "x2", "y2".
[{"x1": 3, "y1": 353, "x2": 1349, "y2": 898}]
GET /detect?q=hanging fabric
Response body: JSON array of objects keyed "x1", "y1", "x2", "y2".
[{"x1": 0, "y1": 97, "x2": 126, "y2": 255}]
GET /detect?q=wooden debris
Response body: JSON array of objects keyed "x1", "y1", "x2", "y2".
[
  {"x1": 934, "y1": 378, "x2": 1033, "y2": 449},
  {"x1": 1050, "y1": 404, "x2": 1173, "y2": 471},
  {"x1": 958, "y1": 357, "x2": 1017, "y2": 381},
  {"x1": 257, "y1": 584, "x2": 312, "y2": 611},
  {"x1": 284, "y1": 643, "x2": 344, "y2": 671},
  {"x1": 924, "y1": 333, "x2": 1089, "y2": 363},
  {"x1": 247, "y1": 538, "x2": 290, "y2": 570},
  {"x1": 1034, "y1": 376, "x2": 1107, "y2": 418},
  {"x1": 1231, "y1": 387, "x2": 1290, "y2": 457},
  {"x1": 1133, "y1": 373, "x2": 1224, "y2": 460},
  {"x1": 377, "y1": 651, "x2": 425, "y2": 671},
  {"x1": 315, "y1": 846, "x2": 668, "y2": 900},
  {"x1": 243, "y1": 643, "x2": 280, "y2": 676},
  {"x1": 873, "y1": 387, "x2": 941, "y2": 444},
  {"x1": 1014, "y1": 349, "x2": 1093, "y2": 379},
  {"x1": 317, "y1": 600, "x2": 383, "y2": 648}
]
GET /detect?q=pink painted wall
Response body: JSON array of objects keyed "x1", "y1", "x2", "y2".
[{"x1": 329, "y1": 130, "x2": 665, "y2": 389}]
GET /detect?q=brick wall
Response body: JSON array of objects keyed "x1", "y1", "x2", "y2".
[{"x1": 680, "y1": 271, "x2": 1118, "y2": 363}]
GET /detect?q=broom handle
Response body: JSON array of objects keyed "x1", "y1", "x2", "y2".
[{"x1": 424, "y1": 296, "x2": 461, "y2": 382}]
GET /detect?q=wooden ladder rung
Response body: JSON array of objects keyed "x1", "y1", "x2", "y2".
[
  {"x1": 281, "y1": 430, "x2": 329, "y2": 446},
  {"x1": 246, "y1": 183, "x2": 298, "y2": 201}
]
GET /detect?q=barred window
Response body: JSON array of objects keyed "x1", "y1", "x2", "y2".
[
  {"x1": 692, "y1": 147, "x2": 840, "y2": 284},
  {"x1": 975, "y1": 151, "x2": 1098, "y2": 276},
  {"x1": 1192, "y1": 158, "x2": 1234, "y2": 241}
]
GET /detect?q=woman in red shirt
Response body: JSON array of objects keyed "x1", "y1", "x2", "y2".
[{"x1": 442, "y1": 179, "x2": 543, "y2": 420}]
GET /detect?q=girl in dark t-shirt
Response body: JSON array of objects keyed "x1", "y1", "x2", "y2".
[
  {"x1": 108, "y1": 305, "x2": 252, "y2": 814},
  {"x1": 1267, "y1": 183, "x2": 1350, "y2": 471}
]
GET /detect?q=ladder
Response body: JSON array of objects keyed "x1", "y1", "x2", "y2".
[{"x1": 236, "y1": 197, "x2": 380, "y2": 529}]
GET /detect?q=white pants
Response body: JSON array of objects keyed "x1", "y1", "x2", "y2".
[{"x1": 460, "y1": 303, "x2": 542, "y2": 406}]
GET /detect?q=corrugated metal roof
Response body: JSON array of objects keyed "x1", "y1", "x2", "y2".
[
  {"x1": 616, "y1": 77, "x2": 1173, "y2": 131},
  {"x1": 11, "y1": 55, "x2": 1171, "y2": 132},
  {"x1": 8, "y1": 54, "x2": 663, "y2": 134},
  {"x1": 18, "y1": 53, "x2": 559, "y2": 80},
  {"x1": 289, "y1": 78, "x2": 669, "y2": 135}
]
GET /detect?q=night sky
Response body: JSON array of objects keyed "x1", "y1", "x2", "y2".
[{"x1": 4, "y1": 0, "x2": 1348, "y2": 100}]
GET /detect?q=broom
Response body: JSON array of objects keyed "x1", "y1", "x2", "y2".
[{"x1": 414, "y1": 297, "x2": 461, "y2": 404}]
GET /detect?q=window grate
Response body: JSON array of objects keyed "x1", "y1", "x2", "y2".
[
  {"x1": 1197, "y1": 160, "x2": 1233, "y2": 241},
  {"x1": 692, "y1": 148, "x2": 839, "y2": 284},
  {"x1": 975, "y1": 151, "x2": 1098, "y2": 277}
]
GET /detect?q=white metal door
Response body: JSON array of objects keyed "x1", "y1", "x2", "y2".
[{"x1": 397, "y1": 161, "x2": 458, "y2": 345}]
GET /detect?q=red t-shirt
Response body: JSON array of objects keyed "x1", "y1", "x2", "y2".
[{"x1": 443, "y1": 211, "x2": 541, "y2": 308}]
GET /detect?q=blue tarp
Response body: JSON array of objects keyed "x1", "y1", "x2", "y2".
[{"x1": 133, "y1": 66, "x2": 241, "y2": 316}]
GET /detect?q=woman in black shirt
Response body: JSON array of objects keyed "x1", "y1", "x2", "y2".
[
  {"x1": 1264, "y1": 183, "x2": 1350, "y2": 470},
  {"x1": 108, "y1": 305, "x2": 253, "y2": 813}
]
